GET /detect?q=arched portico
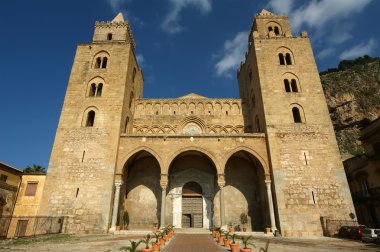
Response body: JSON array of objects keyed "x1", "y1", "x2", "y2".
[{"x1": 117, "y1": 150, "x2": 162, "y2": 229}]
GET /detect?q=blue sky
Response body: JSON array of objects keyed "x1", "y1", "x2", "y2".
[{"x1": 0, "y1": 0, "x2": 379, "y2": 169}]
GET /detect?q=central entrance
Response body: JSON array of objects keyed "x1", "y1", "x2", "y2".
[{"x1": 181, "y1": 181, "x2": 203, "y2": 228}]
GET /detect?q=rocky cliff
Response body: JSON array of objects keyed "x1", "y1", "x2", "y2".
[{"x1": 320, "y1": 56, "x2": 380, "y2": 157}]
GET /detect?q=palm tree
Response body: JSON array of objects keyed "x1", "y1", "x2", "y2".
[{"x1": 24, "y1": 164, "x2": 46, "y2": 173}]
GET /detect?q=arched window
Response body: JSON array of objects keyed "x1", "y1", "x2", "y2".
[
  {"x1": 268, "y1": 26, "x2": 273, "y2": 32},
  {"x1": 124, "y1": 117, "x2": 129, "y2": 133},
  {"x1": 291, "y1": 79, "x2": 298, "y2": 92},
  {"x1": 96, "y1": 83, "x2": 103, "y2": 97},
  {"x1": 252, "y1": 93, "x2": 256, "y2": 108},
  {"x1": 274, "y1": 26, "x2": 280, "y2": 35},
  {"x1": 86, "y1": 111, "x2": 95, "y2": 127},
  {"x1": 279, "y1": 53, "x2": 285, "y2": 65},
  {"x1": 95, "y1": 57, "x2": 101, "y2": 68},
  {"x1": 132, "y1": 68, "x2": 136, "y2": 83},
  {"x1": 129, "y1": 92, "x2": 134, "y2": 109},
  {"x1": 89, "y1": 83, "x2": 96, "y2": 97},
  {"x1": 255, "y1": 116, "x2": 261, "y2": 132},
  {"x1": 101, "y1": 57, "x2": 108, "y2": 69},
  {"x1": 292, "y1": 107, "x2": 302, "y2": 123},
  {"x1": 284, "y1": 79, "x2": 291, "y2": 92},
  {"x1": 285, "y1": 53, "x2": 292, "y2": 65}
]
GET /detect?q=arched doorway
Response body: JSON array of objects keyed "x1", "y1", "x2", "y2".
[
  {"x1": 182, "y1": 181, "x2": 203, "y2": 228},
  {"x1": 168, "y1": 150, "x2": 217, "y2": 228},
  {"x1": 121, "y1": 150, "x2": 161, "y2": 229}
]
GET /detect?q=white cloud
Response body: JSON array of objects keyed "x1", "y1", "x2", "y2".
[
  {"x1": 317, "y1": 48, "x2": 335, "y2": 60},
  {"x1": 107, "y1": 0, "x2": 133, "y2": 13},
  {"x1": 136, "y1": 54, "x2": 145, "y2": 67},
  {"x1": 162, "y1": 0, "x2": 212, "y2": 34},
  {"x1": 290, "y1": 0, "x2": 372, "y2": 31},
  {"x1": 340, "y1": 39, "x2": 377, "y2": 60},
  {"x1": 214, "y1": 31, "x2": 247, "y2": 77},
  {"x1": 267, "y1": 0, "x2": 294, "y2": 15}
]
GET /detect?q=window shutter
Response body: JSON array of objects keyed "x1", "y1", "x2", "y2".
[{"x1": 25, "y1": 182, "x2": 38, "y2": 196}]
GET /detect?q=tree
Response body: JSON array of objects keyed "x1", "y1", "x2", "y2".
[{"x1": 24, "y1": 164, "x2": 46, "y2": 173}]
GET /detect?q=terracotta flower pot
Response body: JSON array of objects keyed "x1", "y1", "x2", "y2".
[
  {"x1": 153, "y1": 226, "x2": 158, "y2": 232},
  {"x1": 115, "y1": 226, "x2": 120, "y2": 231},
  {"x1": 218, "y1": 236, "x2": 224, "y2": 244},
  {"x1": 164, "y1": 234, "x2": 169, "y2": 241},
  {"x1": 229, "y1": 227, "x2": 234, "y2": 233},
  {"x1": 230, "y1": 243, "x2": 239, "y2": 252},
  {"x1": 159, "y1": 238, "x2": 165, "y2": 246},
  {"x1": 152, "y1": 242, "x2": 160, "y2": 252},
  {"x1": 212, "y1": 230, "x2": 216, "y2": 237},
  {"x1": 142, "y1": 248, "x2": 153, "y2": 252},
  {"x1": 240, "y1": 248, "x2": 252, "y2": 252},
  {"x1": 265, "y1": 227, "x2": 271, "y2": 234},
  {"x1": 223, "y1": 238, "x2": 230, "y2": 247}
]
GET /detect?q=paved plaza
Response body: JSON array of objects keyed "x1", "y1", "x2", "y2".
[{"x1": 1, "y1": 232, "x2": 379, "y2": 252}]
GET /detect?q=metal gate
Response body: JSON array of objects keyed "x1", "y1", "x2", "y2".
[{"x1": 182, "y1": 196, "x2": 203, "y2": 228}]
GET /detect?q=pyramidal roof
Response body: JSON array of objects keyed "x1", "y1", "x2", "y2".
[
  {"x1": 112, "y1": 12, "x2": 125, "y2": 22},
  {"x1": 259, "y1": 9, "x2": 274, "y2": 16},
  {"x1": 178, "y1": 93, "x2": 207, "y2": 99}
]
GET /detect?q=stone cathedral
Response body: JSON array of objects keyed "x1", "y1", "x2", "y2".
[{"x1": 38, "y1": 10, "x2": 355, "y2": 237}]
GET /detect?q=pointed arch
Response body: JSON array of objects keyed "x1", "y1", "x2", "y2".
[
  {"x1": 119, "y1": 147, "x2": 164, "y2": 175},
  {"x1": 223, "y1": 146, "x2": 270, "y2": 174}
]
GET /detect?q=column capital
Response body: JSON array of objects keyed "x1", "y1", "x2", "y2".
[
  {"x1": 160, "y1": 173, "x2": 168, "y2": 189},
  {"x1": 114, "y1": 180, "x2": 123, "y2": 187},
  {"x1": 217, "y1": 173, "x2": 225, "y2": 188},
  {"x1": 265, "y1": 179, "x2": 272, "y2": 185}
]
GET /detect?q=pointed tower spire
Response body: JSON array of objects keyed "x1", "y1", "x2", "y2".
[{"x1": 112, "y1": 12, "x2": 125, "y2": 22}]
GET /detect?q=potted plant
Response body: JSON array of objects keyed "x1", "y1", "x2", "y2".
[
  {"x1": 229, "y1": 233, "x2": 239, "y2": 252},
  {"x1": 218, "y1": 231, "x2": 224, "y2": 244},
  {"x1": 120, "y1": 240, "x2": 141, "y2": 252},
  {"x1": 265, "y1": 225, "x2": 271, "y2": 234},
  {"x1": 223, "y1": 231, "x2": 231, "y2": 247},
  {"x1": 239, "y1": 235, "x2": 255, "y2": 252},
  {"x1": 116, "y1": 218, "x2": 121, "y2": 231},
  {"x1": 123, "y1": 211, "x2": 129, "y2": 230},
  {"x1": 153, "y1": 223, "x2": 158, "y2": 232},
  {"x1": 259, "y1": 241, "x2": 270, "y2": 252},
  {"x1": 141, "y1": 234, "x2": 153, "y2": 252},
  {"x1": 240, "y1": 213, "x2": 248, "y2": 232},
  {"x1": 152, "y1": 231, "x2": 161, "y2": 252},
  {"x1": 159, "y1": 231, "x2": 166, "y2": 246},
  {"x1": 229, "y1": 222, "x2": 235, "y2": 233}
]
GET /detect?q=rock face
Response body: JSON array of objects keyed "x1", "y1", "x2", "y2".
[{"x1": 320, "y1": 56, "x2": 380, "y2": 156}]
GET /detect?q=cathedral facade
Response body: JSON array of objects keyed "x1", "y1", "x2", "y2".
[{"x1": 38, "y1": 10, "x2": 355, "y2": 237}]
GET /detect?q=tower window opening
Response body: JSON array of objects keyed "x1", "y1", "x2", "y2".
[
  {"x1": 101, "y1": 57, "x2": 108, "y2": 68},
  {"x1": 155, "y1": 111, "x2": 158, "y2": 115},
  {"x1": 255, "y1": 116, "x2": 261, "y2": 132},
  {"x1": 76, "y1": 188, "x2": 79, "y2": 198},
  {"x1": 86, "y1": 110, "x2": 95, "y2": 127},
  {"x1": 129, "y1": 92, "x2": 134, "y2": 109},
  {"x1": 252, "y1": 93, "x2": 256, "y2": 108},
  {"x1": 95, "y1": 57, "x2": 101, "y2": 68},
  {"x1": 107, "y1": 33, "x2": 112, "y2": 40},
  {"x1": 225, "y1": 111, "x2": 228, "y2": 116},
  {"x1": 132, "y1": 68, "x2": 136, "y2": 83},
  {"x1": 274, "y1": 26, "x2": 280, "y2": 35},
  {"x1": 279, "y1": 53, "x2": 285, "y2": 65},
  {"x1": 124, "y1": 117, "x2": 129, "y2": 133},
  {"x1": 291, "y1": 79, "x2": 298, "y2": 92},
  {"x1": 249, "y1": 69, "x2": 252, "y2": 82},
  {"x1": 292, "y1": 107, "x2": 302, "y2": 123},
  {"x1": 173, "y1": 111, "x2": 176, "y2": 115},
  {"x1": 96, "y1": 83, "x2": 103, "y2": 97},
  {"x1": 268, "y1": 26, "x2": 273, "y2": 32},
  {"x1": 285, "y1": 53, "x2": 292, "y2": 65},
  {"x1": 89, "y1": 83, "x2": 96, "y2": 97},
  {"x1": 284, "y1": 79, "x2": 291, "y2": 92}
]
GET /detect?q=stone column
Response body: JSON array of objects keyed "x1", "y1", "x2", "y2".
[
  {"x1": 160, "y1": 175, "x2": 168, "y2": 228},
  {"x1": 110, "y1": 180, "x2": 123, "y2": 231},
  {"x1": 218, "y1": 174, "x2": 226, "y2": 227},
  {"x1": 265, "y1": 180, "x2": 277, "y2": 232},
  {"x1": 219, "y1": 185, "x2": 226, "y2": 227}
]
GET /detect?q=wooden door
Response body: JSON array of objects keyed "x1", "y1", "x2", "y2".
[{"x1": 182, "y1": 196, "x2": 203, "y2": 228}]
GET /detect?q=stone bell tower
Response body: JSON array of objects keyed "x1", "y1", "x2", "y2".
[
  {"x1": 38, "y1": 13, "x2": 143, "y2": 233},
  {"x1": 238, "y1": 10, "x2": 355, "y2": 236}
]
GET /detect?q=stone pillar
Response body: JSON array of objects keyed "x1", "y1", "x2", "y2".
[
  {"x1": 110, "y1": 180, "x2": 123, "y2": 230},
  {"x1": 218, "y1": 174, "x2": 226, "y2": 227},
  {"x1": 160, "y1": 175, "x2": 168, "y2": 228},
  {"x1": 265, "y1": 180, "x2": 277, "y2": 232}
]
